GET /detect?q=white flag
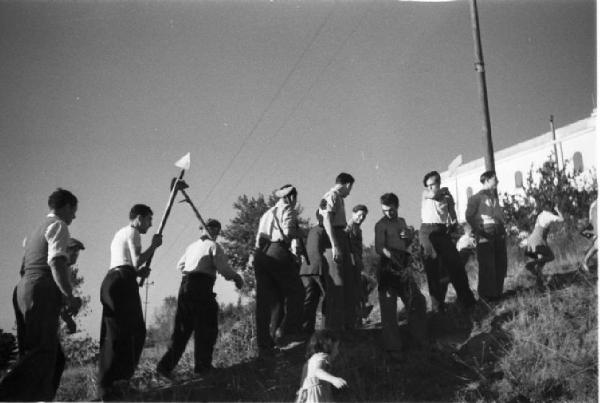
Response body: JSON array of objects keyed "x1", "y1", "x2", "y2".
[{"x1": 174, "y1": 152, "x2": 191, "y2": 170}]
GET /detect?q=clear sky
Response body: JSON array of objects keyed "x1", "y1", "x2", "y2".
[{"x1": 0, "y1": 0, "x2": 595, "y2": 338}]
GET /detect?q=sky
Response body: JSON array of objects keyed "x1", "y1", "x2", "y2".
[{"x1": 0, "y1": 0, "x2": 595, "y2": 339}]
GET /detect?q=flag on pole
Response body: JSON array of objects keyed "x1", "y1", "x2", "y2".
[{"x1": 174, "y1": 152, "x2": 191, "y2": 170}]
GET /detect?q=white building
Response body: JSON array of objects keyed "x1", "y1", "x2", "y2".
[{"x1": 441, "y1": 110, "x2": 597, "y2": 222}]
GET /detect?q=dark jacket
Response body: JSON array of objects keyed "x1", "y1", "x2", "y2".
[{"x1": 299, "y1": 225, "x2": 330, "y2": 276}]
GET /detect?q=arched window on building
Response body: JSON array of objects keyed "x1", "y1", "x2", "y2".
[
  {"x1": 466, "y1": 186, "x2": 473, "y2": 199},
  {"x1": 514, "y1": 171, "x2": 523, "y2": 188},
  {"x1": 573, "y1": 151, "x2": 584, "y2": 172}
]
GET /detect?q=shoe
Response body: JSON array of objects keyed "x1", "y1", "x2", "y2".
[
  {"x1": 193, "y1": 365, "x2": 215, "y2": 378},
  {"x1": 156, "y1": 366, "x2": 174, "y2": 381}
]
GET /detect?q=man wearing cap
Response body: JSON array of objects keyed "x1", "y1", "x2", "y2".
[
  {"x1": 319, "y1": 172, "x2": 355, "y2": 331},
  {"x1": 97, "y1": 204, "x2": 162, "y2": 400},
  {"x1": 465, "y1": 171, "x2": 507, "y2": 301},
  {"x1": 420, "y1": 171, "x2": 476, "y2": 313},
  {"x1": 346, "y1": 204, "x2": 369, "y2": 327},
  {"x1": 253, "y1": 184, "x2": 305, "y2": 357},
  {"x1": 157, "y1": 219, "x2": 243, "y2": 378},
  {"x1": 0, "y1": 188, "x2": 81, "y2": 401}
]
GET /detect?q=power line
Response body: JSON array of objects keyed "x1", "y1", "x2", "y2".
[
  {"x1": 150, "y1": 6, "x2": 336, "y2": 272},
  {"x1": 197, "y1": 4, "x2": 337, "y2": 209},
  {"x1": 226, "y1": 6, "x2": 373, "y2": 200}
]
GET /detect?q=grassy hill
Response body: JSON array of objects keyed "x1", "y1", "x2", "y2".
[{"x1": 55, "y1": 243, "x2": 597, "y2": 402}]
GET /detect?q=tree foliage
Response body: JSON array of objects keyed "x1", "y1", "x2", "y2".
[
  {"x1": 146, "y1": 295, "x2": 178, "y2": 346},
  {"x1": 501, "y1": 158, "x2": 597, "y2": 237}
]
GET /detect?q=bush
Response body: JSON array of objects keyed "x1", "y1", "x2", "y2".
[{"x1": 0, "y1": 329, "x2": 17, "y2": 375}]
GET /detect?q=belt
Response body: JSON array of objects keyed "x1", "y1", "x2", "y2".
[{"x1": 110, "y1": 265, "x2": 135, "y2": 273}]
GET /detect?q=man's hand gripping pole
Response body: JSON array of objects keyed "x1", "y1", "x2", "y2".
[{"x1": 139, "y1": 153, "x2": 191, "y2": 287}]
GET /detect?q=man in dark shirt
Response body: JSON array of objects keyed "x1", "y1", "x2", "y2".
[{"x1": 299, "y1": 211, "x2": 330, "y2": 334}]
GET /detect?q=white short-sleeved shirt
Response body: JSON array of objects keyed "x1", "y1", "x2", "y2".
[
  {"x1": 45, "y1": 213, "x2": 70, "y2": 265},
  {"x1": 319, "y1": 185, "x2": 347, "y2": 227},
  {"x1": 110, "y1": 225, "x2": 141, "y2": 268}
]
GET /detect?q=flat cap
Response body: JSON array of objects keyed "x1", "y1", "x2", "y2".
[{"x1": 274, "y1": 184, "x2": 296, "y2": 198}]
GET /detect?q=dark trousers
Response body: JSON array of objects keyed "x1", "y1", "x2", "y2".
[
  {"x1": 323, "y1": 228, "x2": 355, "y2": 331},
  {"x1": 300, "y1": 275, "x2": 325, "y2": 334},
  {"x1": 255, "y1": 243, "x2": 305, "y2": 350},
  {"x1": 0, "y1": 269, "x2": 63, "y2": 401},
  {"x1": 158, "y1": 273, "x2": 218, "y2": 373},
  {"x1": 98, "y1": 267, "x2": 146, "y2": 396},
  {"x1": 378, "y1": 258, "x2": 427, "y2": 351},
  {"x1": 476, "y1": 233, "x2": 507, "y2": 299},
  {"x1": 421, "y1": 225, "x2": 476, "y2": 309}
]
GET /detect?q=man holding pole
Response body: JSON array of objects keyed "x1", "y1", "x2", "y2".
[
  {"x1": 157, "y1": 219, "x2": 243, "y2": 379},
  {"x1": 97, "y1": 204, "x2": 162, "y2": 400}
]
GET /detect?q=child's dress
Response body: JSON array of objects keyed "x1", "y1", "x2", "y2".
[{"x1": 296, "y1": 352, "x2": 334, "y2": 403}]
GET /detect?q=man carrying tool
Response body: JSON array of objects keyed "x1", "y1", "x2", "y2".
[
  {"x1": 0, "y1": 188, "x2": 81, "y2": 401},
  {"x1": 97, "y1": 204, "x2": 162, "y2": 400},
  {"x1": 253, "y1": 184, "x2": 306, "y2": 358},
  {"x1": 157, "y1": 219, "x2": 243, "y2": 379}
]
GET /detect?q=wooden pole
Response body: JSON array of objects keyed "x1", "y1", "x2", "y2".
[
  {"x1": 469, "y1": 0, "x2": 495, "y2": 172},
  {"x1": 139, "y1": 170, "x2": 185, "y2": 287}
]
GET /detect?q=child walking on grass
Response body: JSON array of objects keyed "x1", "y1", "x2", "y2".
[
  {"x1": 525, "y1": 202, "x2": 564, "y2": 282},
  {"x1": 296, "y1": 330, "x2": 347, "y2": 403}
]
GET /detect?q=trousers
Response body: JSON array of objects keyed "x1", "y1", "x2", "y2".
[
  {"x1": 0, "y1": 269, "x2": 63, "y2": 401},
  {"x1": 98, "y1": 266, "x2": 146, "y2": 396},
  {"x1": 158, "y1": 273, "x2": 218, "y2": 373}
]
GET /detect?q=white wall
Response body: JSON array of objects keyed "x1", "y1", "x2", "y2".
[{"x1": 441, "y1": 111, "x2": 597, "y2": 222}]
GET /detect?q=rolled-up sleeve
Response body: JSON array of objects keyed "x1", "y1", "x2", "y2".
[
  {"x1": 45, "y1": 221, "x2": 70, "y2": 265},
  {"x1": 212, "y1": 244, "x2": 238, "y2": 281},
  {"x1": 280, "y1": 204, "x2": 299, "y2": 239}
]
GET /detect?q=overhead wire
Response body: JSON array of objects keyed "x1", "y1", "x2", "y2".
[
  {"x1": 196, "y1": 4, "x2": 337, "y2": 210},
  {"x1": 149, "y1": 5, "x2": 337, "y2": 276},
  {"x1": 225, "y1": 5, "x2": 373, "y2": 201}
]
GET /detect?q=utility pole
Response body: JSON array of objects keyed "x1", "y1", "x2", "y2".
[
  {"x1": 469, "y1": 0, "x2": 495, "y2": 172},
  {"x1": 549, "y1": 115, "x2": 563, "y2": 171},
  {"x1": 143, "y1": 280, "x2": 155, "y2": 323}
]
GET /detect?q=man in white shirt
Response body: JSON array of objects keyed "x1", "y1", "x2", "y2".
[
  {"x1": 319, "y1": 172, "x2": 355, "y2": 332},
  {"x1": 253, "y1": 184, "x2": 305, "y2": 357},
  {"x1": 97, "y1": 204, "x2": 162, "y2": 400},
  {"x1": 0, "y1": 188, "x2": 81, "y2": 401},
  {"x1": 157, "y1": 219, "x2": 243, "y2": 378},
  {"x1": 420, "y1": 171, "x2": 476, "y2": 313}
]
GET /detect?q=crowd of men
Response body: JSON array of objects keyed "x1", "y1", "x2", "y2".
[{"x1": 0, "y1": 169, "x2": 517, "y2": 400}]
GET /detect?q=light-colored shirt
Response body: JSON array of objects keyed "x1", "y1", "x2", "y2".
[
  {"x1": 421, "y1": 196, "x2": 449, "y2": 224},
  {"x1": 319, "y1": 184, "x2": 347, "y2": 227},
  {"x1": 45, "y1": 213, "x2": 70, "y2": 265},
  {"x1": 177, "y1": 236, "x2": 238, "y2": 280},
  {"x1": 110, "y1": 225, "x2": 141, "y2": 268},
  {"x1": 534, "y1": 210, "x2": 564, "y2": 229},
  {"x1": 255, "y1": 199, "x2": 299, "y2": 247},
  {"x1": 374, "y1": 216, "x2": 410, "y2": 256},
  {"x1": 456, "y1": 233, "x2": 476, "y2": 252}
]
